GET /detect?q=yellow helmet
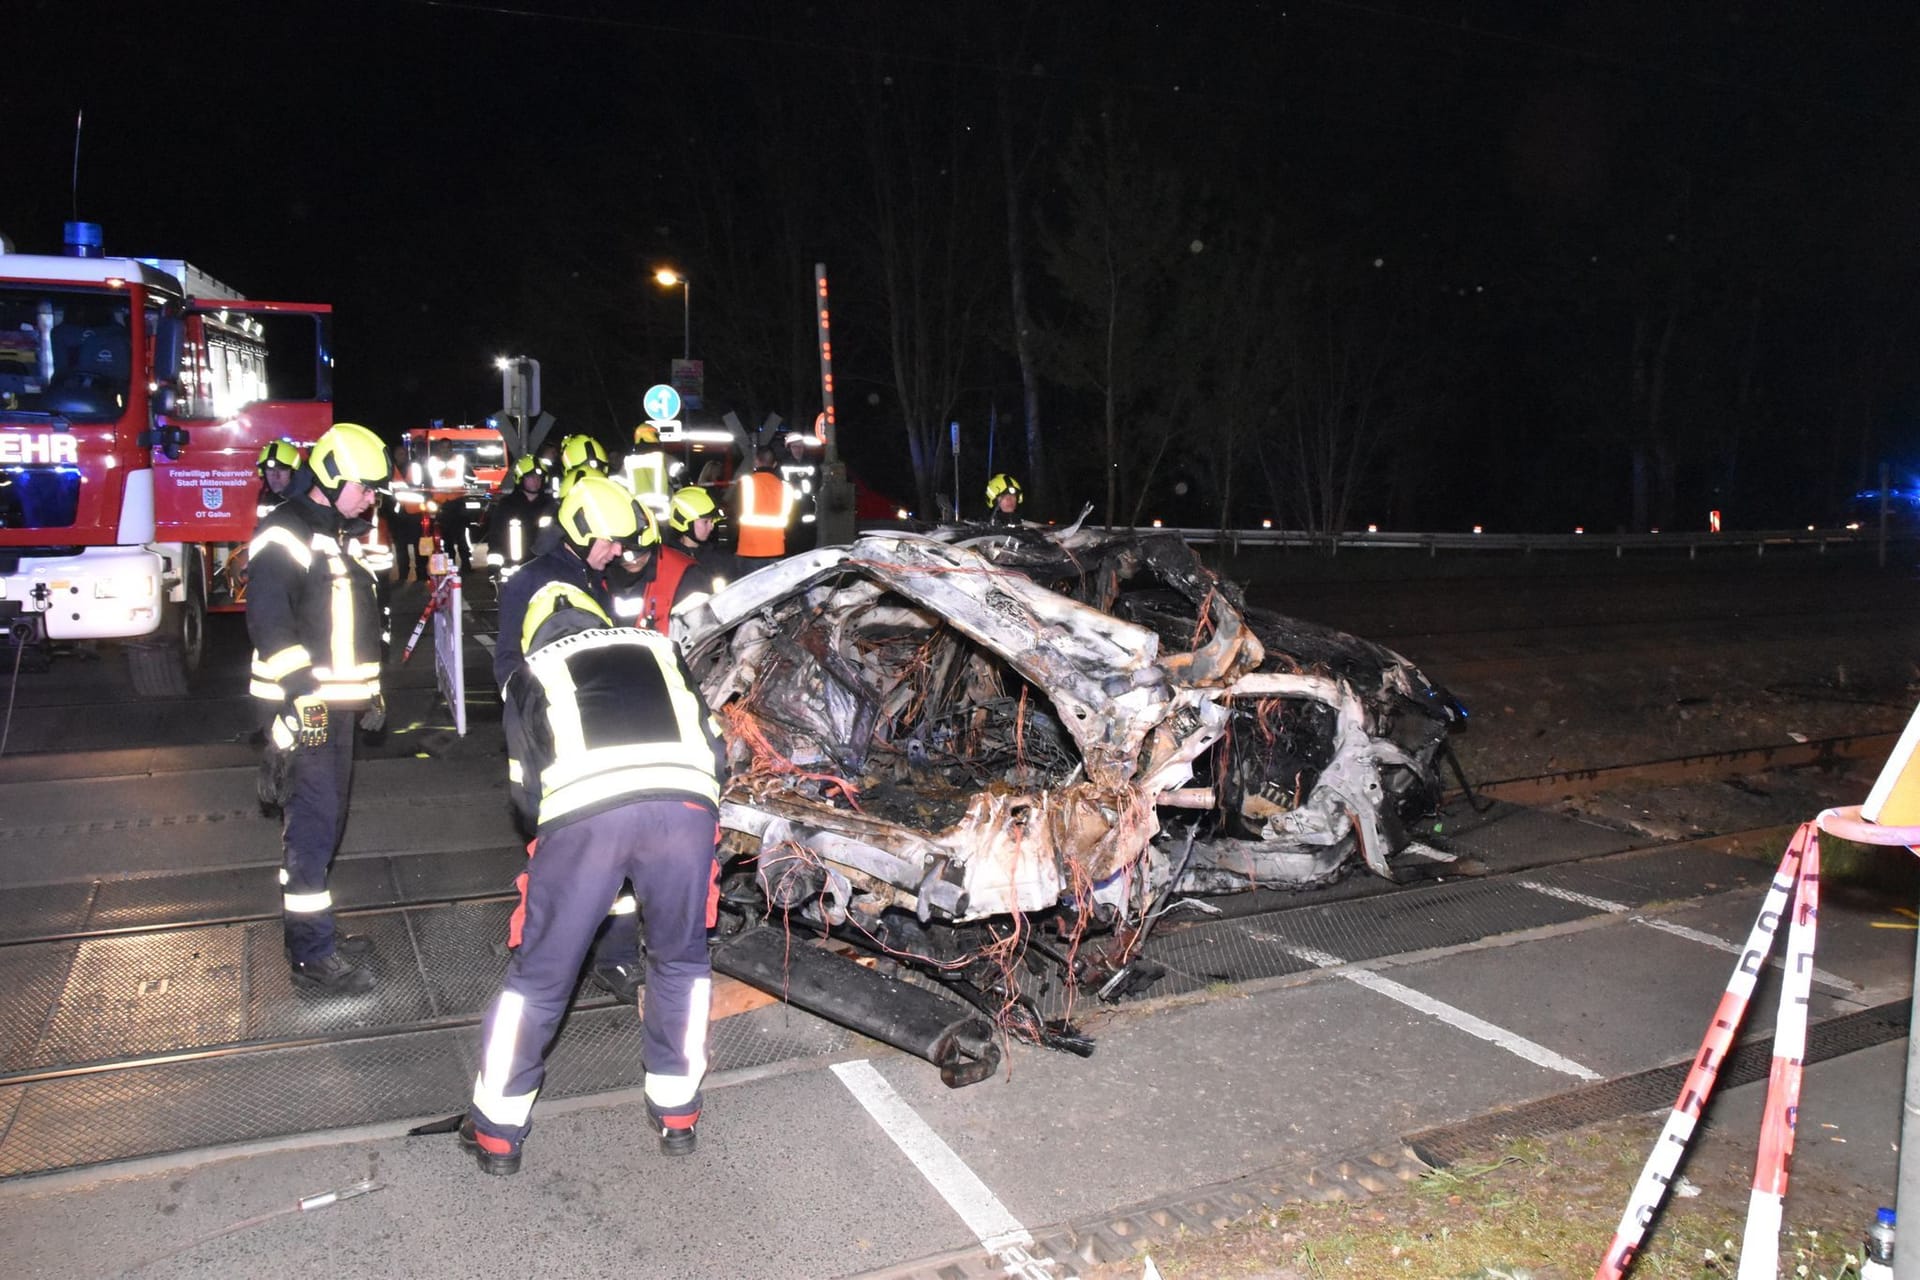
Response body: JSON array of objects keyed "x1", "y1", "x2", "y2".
[
  {"x1": 257, "y1": 439, "x2": 301, "y2": 474},
  {"x1": 509, "y1": 455, "x2": 544, "y2": 484},
  {"x1": 557, "y1": 472, "x2": 641, "y2": 548},
  {"x1": 560, "y1": 434, "x2": 609, "y2": 473},
  {"x1": 667, "y1": 485, "x2": 723, "y2": 534},
  {"x1": 309, "y1": 423, "x2": 391, "y2": 492},
  {"x1": 986, "y1": 473, "x2": 1023, "y2": 505},
  {"x1": 633, "y1": 423, "x2": 661, "y2": 446},
  {"x1": 520, "y1": 582, "x2": 613, "y2": 655}
]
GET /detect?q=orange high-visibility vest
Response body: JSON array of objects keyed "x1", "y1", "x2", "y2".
[{"x1": 735, "y1": 470, "x2": 792, "y2": 558}]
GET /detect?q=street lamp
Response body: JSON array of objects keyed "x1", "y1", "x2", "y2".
[{"x1": 653, "y1": 267, "x2": 690, "y2": 361}]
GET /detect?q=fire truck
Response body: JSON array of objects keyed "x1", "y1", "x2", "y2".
[
  {"x1": 0, "y1": 223, "x2": 332, "y2": 695},
  {"x1": 389, "y1": 421, "x2": 507, "y2": 565}
]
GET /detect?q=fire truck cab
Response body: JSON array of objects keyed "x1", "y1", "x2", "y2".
[
  {"x1": 390, "y1": 421, "x2": 507, "y2": 562},
  {"x1": 0, "y1": 223, "x2": 332, "y2": 695}
]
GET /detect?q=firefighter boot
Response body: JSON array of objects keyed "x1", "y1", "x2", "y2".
[
  {"x1": 590, "y1": 961, "x2": 643, "y2": 1005},
  {"x1": 458, "y1": 1115, "x2": 523, "y2": 1176},
  {"x1": 289, "y1": 950, "x2": 375, "y2": 995},
  {"x1": 647, "y1": 1102, "x2": 698, "y2": 1157}
]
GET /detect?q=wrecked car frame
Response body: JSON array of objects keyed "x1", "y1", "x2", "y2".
[{"x1": 673, "y1": 526, "x2": 1460, "y2": 1082}]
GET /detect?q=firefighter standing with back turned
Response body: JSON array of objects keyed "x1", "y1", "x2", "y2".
[
  {"x1": 461, "y1": 481, "x2": 727, "y2": 1175},
  {"x1": 246, "y1": 423, "x2": 390, "y2": 996},
  {"x1": 733, "y1": 445, "x2": 794, "y2": 561},
  {"x1": 492, "y1": 474, "x2": 654, "y2": 1003}
]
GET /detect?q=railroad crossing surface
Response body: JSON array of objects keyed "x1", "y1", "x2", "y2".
[{"x1": 0, "y1": 563, "x2": 1912, "y2": 1278}]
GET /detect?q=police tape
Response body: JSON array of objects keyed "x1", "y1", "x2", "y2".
[
  {"x1": 1594, "y1": 823, "x2": 1812, "y2": 1279},
  {"x1": 401, "y1": 574, "x2": 456, "y2": 663},
  {"x1": 1734, "y1": 828, "x2": 1819, "y2": 1280}
]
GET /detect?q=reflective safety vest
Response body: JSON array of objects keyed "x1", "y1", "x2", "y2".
[
  {"x1": 427, "y1": 455, "x2": 469, "y2": 493},
  {"x1": 511, "y1": 626, "x2": 724, "y2": 829},
  {"x1": 621, "y1": 449, "x2": 672, "y2": 518},
  {"x1": 245, "y1": 498, "x2": 384, "y2": 706},
  {"x1": 735, "y1": 470, "x2": 793, "y2": 558}
]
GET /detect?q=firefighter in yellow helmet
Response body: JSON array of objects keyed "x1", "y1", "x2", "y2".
[
  {"x1": 559, "y1": 433, "x2": 610, "y2": 475},
  {"x1": 620, "y1": 422, "x2": 675, "y2": 521},
  {"x1": 667, "y1": 484, "x2": 740, "y2": 589},
  {"x1": 985, "y1": 473, "x2": 1024, "y2": 527},
  {"x1": 245, "y1": 422, "x2": 390, "y2": 996},
  {"x1": 256, "y1": 440, "x2": 302, "y2": 517},
  {"x1": 463, "y1": 566, "x2": 726, "y2": 1175},
  {"x1": 480, "y1": 455, "x2": 557, "y2": 575},
  {"x1": 490, "y1": 473, "x2": 657, "y2": 1006}
]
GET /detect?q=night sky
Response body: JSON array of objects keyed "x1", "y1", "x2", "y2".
[{"x1": 12, "y1": 1, "x2": 1920, "y2": 531}]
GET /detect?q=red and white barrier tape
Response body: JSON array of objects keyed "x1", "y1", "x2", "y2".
[
  {"x1": 1735, "y1": 829, "x2": 1820, "y2": 1279},
  {"x1": 1594, "y1": 823, "x2": 1811, "y2": 1279}
]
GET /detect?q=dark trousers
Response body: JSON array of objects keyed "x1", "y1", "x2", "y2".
[
  {"x1": 472, "y1": 799, "x2": 719, "y2": 1142},
  {"x1": 280, "y1": 713, "x2": 355, "y2": 963}
]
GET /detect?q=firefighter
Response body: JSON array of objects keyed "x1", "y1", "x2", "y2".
[
  {"x1": 389, "y1": 444, "x2": 429, "y2": 582},
  {"x1": 483, "y1": 456, "x2": 557, "y2": 574},
  {"x1": 667, "y1": 484, "x2": 738, "y2": 594},
  {"x1": 461, "y1": 579, "x2": 724, "y2": 1175},
  {"x1": 246, "y1": 422, "x2": 389, "y2": 996},
  {"x1": 559, "y1": 433, "x2": 610, "y2": 476},
  {"x1": 620, "y1": 423, "x2": 676, "y2": 522},
  {"x1": 733, "y1": 445, "x2": 795, "y2": 561},
  {"x1": 255, "y1": 440, "x2": 302, "y2": 517},
  {"x1": 986, "y1": 473, "x2": 1024, "y2": 526},
  {"x1": 426, "y1": 437, "x2": 474, "y2": 573},
  {"x1": 603, "y1": 500, "x2": 666, "y2": 627},
  {"x1": 492, "y1": 474, "x2": 654, "y2": 1002}
]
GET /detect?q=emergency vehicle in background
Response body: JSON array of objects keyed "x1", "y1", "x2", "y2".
[
  {"x1": 389, "y1": 420, "x2": 507, "y2": 562},
  {"x1": 0, "y1": 222, "x2": 333, "y2": 695}
]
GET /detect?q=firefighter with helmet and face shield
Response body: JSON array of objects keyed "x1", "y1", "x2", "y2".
[{"x1": 245, "y1": 423, "x2": 391, "y2": 996}]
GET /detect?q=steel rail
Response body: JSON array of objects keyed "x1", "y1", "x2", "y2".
[{"x1": 1460, "y1": 731, "x2": 1898, "y2": 806}]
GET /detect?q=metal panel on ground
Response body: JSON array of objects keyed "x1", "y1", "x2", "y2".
[
  {"x1": 0, "y1": 884, "x2": 93, "y2": 943},
  {"x1": 0, "y1": 943, "x2": 78, "y2": 1073},
  {"x1": 31, "y1": 927, "x2": 247, "y2": 1068}
]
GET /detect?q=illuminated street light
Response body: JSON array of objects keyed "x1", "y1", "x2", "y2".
[{"x1": 654, "y1": 267, "x2": 690, "y2": 361}]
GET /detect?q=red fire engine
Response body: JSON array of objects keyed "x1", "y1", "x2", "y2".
[{"x1": 0, "y1": 223, "x2": 333, "y2": 694}]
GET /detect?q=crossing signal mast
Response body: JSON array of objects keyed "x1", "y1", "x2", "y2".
[{"x1": 813, "y1": 263, "x2": 856, "y2": 546}]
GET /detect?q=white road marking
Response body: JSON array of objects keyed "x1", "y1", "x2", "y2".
[
  {"x1": 1518, "y1": 881, "x2": 1857, "y2": 995},
  {"x1": 474, "y1": 632, "x2": 496, "y2": 654},
  {"x1": 1636, "y1": 918, "x2": 1857, "y2": 995},
  {"x1": 1283, "y1": 945, "x2": 1603, "y2": 1081},
  {"x1": 1519, "y1": 880, "x2": 1630, "y2": 912},
  {"x1": 832, "y1": 1059, "x2": 1055, "y2": 1273}
]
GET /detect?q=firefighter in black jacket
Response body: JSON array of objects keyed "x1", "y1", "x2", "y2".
[
  {"x1": 461, "y1": 551, "x2": 726, "y2": 1175},
  {"x1": 256, "y1": 440, "x2": 301, "y2": 518},
  {"x1": 491, "y1": 474, "x2": 656, "y2": 1003},
  {"x1": 483, "y1": 456, "x2": 557, "y2": 574},
  {"x1": 246, "y1": 423, "x2": 390, "y2": 996}
]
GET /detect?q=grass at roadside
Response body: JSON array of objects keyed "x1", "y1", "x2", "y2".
[{"x1": 1096, "y1": 1115, "x2": 1872, "y2": 1280}]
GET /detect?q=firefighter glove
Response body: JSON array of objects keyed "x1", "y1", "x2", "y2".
[
  {"x1": 291, "y1": 696, "x2": 329, "y2": 747},
  {"x1": 360, "y1": 693, "x2": 387, "y2": 734}
]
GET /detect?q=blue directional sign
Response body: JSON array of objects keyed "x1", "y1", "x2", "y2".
[{"x1": 643, "y1": 383, "x2": 682, "y2": 423}]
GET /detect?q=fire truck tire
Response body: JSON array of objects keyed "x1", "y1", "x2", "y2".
[{"x1": 127, "y1": 557, "x2": 207, "y2": 698}]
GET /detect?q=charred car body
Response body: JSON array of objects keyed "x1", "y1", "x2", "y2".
[{"x1": 674, "y1": 524, "x2": 1462, "y2": 1083}]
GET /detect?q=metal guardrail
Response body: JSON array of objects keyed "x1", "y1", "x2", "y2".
[
  {"x1": 1103, "y1": 526, "x2": 1904, "y2": 558},
  {"x1": 854, "y1": 520, "x2": 1909, "y2": 558}
]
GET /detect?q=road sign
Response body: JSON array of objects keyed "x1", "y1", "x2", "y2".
[
  {"x1": 643, "y1": 383, "x2": 682, "y2": 423},
  {"x1": 670, "y1": 359, "x2": 704, "y2": 412}
]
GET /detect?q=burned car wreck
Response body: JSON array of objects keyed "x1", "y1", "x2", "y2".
[{"x1": 674, "y1": 525, "x2": 1461, "y2": 1084}]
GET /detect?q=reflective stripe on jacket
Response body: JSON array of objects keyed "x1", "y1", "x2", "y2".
[
  {"x1": 734, "y1": 470, "x2": 792, "y2": 558},
  {"x1": 245, "y1": 495, "x2": 383, "y2": 705},
  {"x1": 507, "y1": 625, "x2": 725, "y2": 831}
]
